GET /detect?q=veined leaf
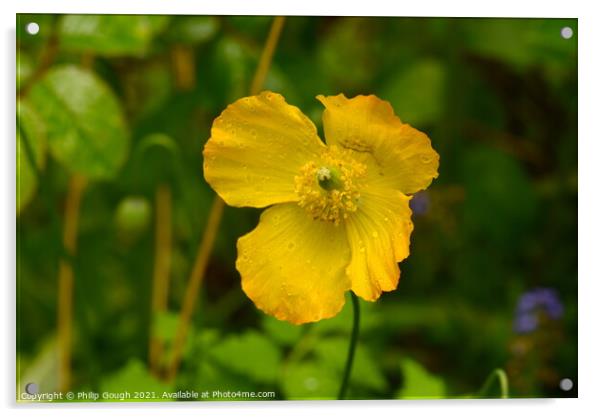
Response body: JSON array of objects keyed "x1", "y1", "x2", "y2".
[{"x1": 28, "y1": 65, "x2": 130, "y2": 180}]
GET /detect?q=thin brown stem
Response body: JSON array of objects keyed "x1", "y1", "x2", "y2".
[
  {"x1": 172, "y1": 44, "x2": 196, "y2": 91},
  {"x1": 249, "y1": 16, "x2": 286, "y2": 96},
  {"x1": 165, "y1": 16, "x2": 286, "y2": 382},
  {"x1": 165, "y1": 197, "x2": 224, "y2": 381},
  {"x1": 149, "y1": 184, "x2": 173, "y2": 375},
  {"x1": 57, "y1": 174, "x2": 87, "y2": 392}
]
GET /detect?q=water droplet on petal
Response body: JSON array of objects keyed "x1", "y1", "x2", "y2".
[
  {"x1": 358, "y1": 241, "x2": 366, "y2": 253},
  {"x1": 420, "y1": 154, "x2": 433, "y2": 164}
]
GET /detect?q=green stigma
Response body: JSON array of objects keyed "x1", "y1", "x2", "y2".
[{"x1": 317, "y1": 166, "x2": 343, "y2": 191}]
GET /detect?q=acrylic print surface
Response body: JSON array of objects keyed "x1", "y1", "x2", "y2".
[{"x1": 16, "y1": 14, "x2": 577, "y2": 402}]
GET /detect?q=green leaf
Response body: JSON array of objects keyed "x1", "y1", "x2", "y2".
[
  {"x1": 100, "y1": 359, "x2": 172, "y2": 401},
  {"x1": 317, "y1": 18, "x2": 379, "y2": 89},
  {"x1": 58, "y1": 15, "x2": 169, "y2": 57},
  {"x1": 379, "y1": 59, "x2": 446, "y2": 127},
  {"x1": 208, "y1": 330, "x2": 281, "y2": 384},
  {"x1": 314, "y1": 337, "x2": 387, "y2": 392},
  {"x1": 18, "y1": 337, "x2": 59, "y2": 397},
  {"x1": 17, "y1": 99, "x2": 47, "y2": 213},
  {"x1": 282, "y1": 362, "x2": 339, "y2": 400},
  {"x1": 28, "y1": 65, "x2": 130, "y2": 180},
  {"x1": 197, "y1": 361, "x2": 258, "y2": 400},
  {"x1": 261, "y1": 315, "x2": 303, "y2": 346},
  {"x1": 397, "y1": 358, "x2": 446, "y2": 399},
  {"x1": 151, "y1": 311, "x2": 179, "y2": 343},
  {"x1": 461, "y1": 19, "x2": 577, "y2": 73},
  {"x1": 281, "y1": 336, "x2": 387, "y2": 400}
]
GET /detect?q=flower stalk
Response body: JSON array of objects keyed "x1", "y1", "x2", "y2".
[
  {"x1": 149, "y1": 184, "x2": 173, "y2": 375},
  {"x1": 57, "y1": 173, "x2": 87, "y2": 392},
  {"x1": 338, "y1": 292, "x2": 360, "y2": 400}
]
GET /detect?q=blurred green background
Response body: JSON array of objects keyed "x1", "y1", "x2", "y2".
[{"x1": 16, "y1": 15, "x2": 577, "y2": 400}]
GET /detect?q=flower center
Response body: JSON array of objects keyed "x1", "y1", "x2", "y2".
[{"x1": 294, "y1": 146, "x2": 367, "y2": 225}]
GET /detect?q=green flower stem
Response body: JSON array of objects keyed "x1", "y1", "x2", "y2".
[
  {"x1": 338, "y1": 292, "x2": 360, "y2": 400},
  {"x1": 478, "y1": 368, "x2": 509, "y2": 399}
]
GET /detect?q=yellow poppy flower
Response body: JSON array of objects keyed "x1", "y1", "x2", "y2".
[{"x1": 203, "y1": 91, "x2": 439, "y2": 325}]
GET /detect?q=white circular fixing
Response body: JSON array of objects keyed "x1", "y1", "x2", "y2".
[
  {"x1": 25, "y1": 22, "x2": 39, "y2": 35},
  {"x1": 560, "y1": 26, "x2": 573, "y2": 39},
  {"x1": 559, "y1": 378, "x2": 574, "y2": 391}
]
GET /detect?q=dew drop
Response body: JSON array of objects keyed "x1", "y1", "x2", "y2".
[
  {"x1": 420, "y1": 154, "x2": 433, "y2": 164},
  {"x1": 372, "y1": 231, "x2": 378, "y2": 238}
]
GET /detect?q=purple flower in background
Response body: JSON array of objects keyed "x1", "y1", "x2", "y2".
[
  {"x1": 410, "y1": 191, "x2": 430, "y2": 216},
  {"x1": 513, "y1": 287, "x2": 564, "y2": 334}
]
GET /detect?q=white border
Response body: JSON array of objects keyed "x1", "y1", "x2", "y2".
[{"x1": 4, "y1": 1, "x2": 600, "y2": 416}]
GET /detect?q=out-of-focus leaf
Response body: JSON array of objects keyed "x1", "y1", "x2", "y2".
[
  {"x1": 58, "y1": 15, "x2": 169, "y2": 57},
  {"x1": 28, "y1": 65, "x2": 130, "y2": 180},
  {"x1": 167, "y1": 16, "x2": 219, "y2": 44},
  {"x1": 196, "y1": 361, "x2": 257, "y2": 400},
  {"x1": 317, "y1": 18, "x2": 378, "y2": 89},
  {"x1": 261, "y1": 315, "x2": 303, "y2": 346},
  {"x1": 18, "y1": 338, "x2": 59, "y2": 398},
  {"x1": 282, "y1": 362, "x2": 339, "y2": 400},
  {"x1": 17, "y1": 99, "x2": 46, "y2": 213},
  {"x1": 17, "y1": 51, "x2": 34, "y2": 90},
  {"x1": 461, "y1": 19, "x2": 577, "y2": 73},
  {"x1": 380, "y1": 59, "x2": 446, "y2": 127},
  {"x1": 208, "y1": 330, "x2": 281, "y2": 384},
  {"x1": 100, "y1": 359, "x2": 172, "y2": 400},
  {"x1": 281, "y1": 335, "x2": 386, "y2": 399},
  {"x1": 151, "y1": 311, "x2": 179, "y2": 343},
  {"x1": 314, "y1": 337, "x2": 387, "y2": 392},
  {"x1": 397, "y1": 358, "x2": 446, "y2": 399}
]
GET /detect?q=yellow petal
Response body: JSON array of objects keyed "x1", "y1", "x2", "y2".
[
  {"x1": 317, "y1": 94, "x2": 439, "y2": 195},
  {"x1": 345, "y1": 188, "x2": 414, "y2": 301},
  {"x1": 204, "y1": 91, "x2": 325, "y2": 208},
  {"x1": 237, "y1": 203, "x2": 351, "y2": 324}
]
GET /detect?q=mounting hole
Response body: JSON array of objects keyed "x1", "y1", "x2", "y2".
[
  {"x1": 25, "y1": 382, "x2": 38, "y2": 395},
  {"x1": 560, "y1": 26, "x2": 573, "y2": 39},
  {"x1": 25, "y1": 22, "x2": 39, "y2": 35},
  {"x1": 559, "y1": 378, "x2": 574, "y2": 391}
]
